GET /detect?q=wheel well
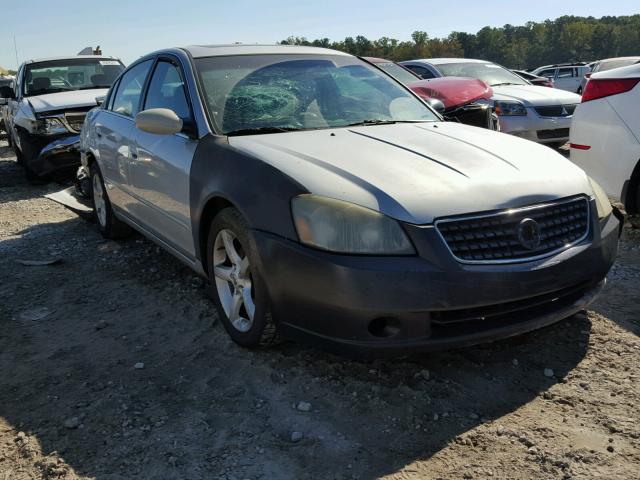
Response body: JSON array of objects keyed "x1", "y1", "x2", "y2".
[
  {"x1": 199, "y1": 196, "x2": 234, "y2": 273},
  {"x1": 626, "y1": 158, "x2": 640, "y2": 214}
]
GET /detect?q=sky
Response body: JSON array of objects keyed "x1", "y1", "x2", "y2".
[{"x1": 1, "y1": 0, "x2": 638, "y2": 69}]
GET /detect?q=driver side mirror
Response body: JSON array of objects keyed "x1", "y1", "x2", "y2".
[
  {"x1": 135, "y1": 108, "x2": 183, "y2": 135},
  {"x1": 0, "y1": 86, "x2": 15, "y2": 100}
]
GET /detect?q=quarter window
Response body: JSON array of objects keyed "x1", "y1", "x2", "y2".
[
  {"x1": 110, "y1": 60, "x2": 153, "y2": 117},
  {"x1": 144, "y1": 60, "x2": 191, "y2": 121}
]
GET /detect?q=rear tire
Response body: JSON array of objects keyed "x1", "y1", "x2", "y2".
[
  {"x1": 89, "y1": 163, "x2": 131, "y2": 239},
  {"x1": 207, "y1": 207, "x2": 280, "y2": 348}
]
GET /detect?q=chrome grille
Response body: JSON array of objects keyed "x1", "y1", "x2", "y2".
[
  {"x1": 435, "y1": 197, "x2": 590, "y2": 263},
  {"x1": 534, "y1": 104, "x2": 577, "y2": 117}
]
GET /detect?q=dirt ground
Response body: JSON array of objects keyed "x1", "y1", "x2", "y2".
[{"x1": 0, "y1": 139, "x2": 638, "y2": 480}]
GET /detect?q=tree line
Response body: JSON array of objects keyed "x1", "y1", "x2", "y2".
[{"x1": 280, "y1": 15, "x2": 640, "y2": 69}]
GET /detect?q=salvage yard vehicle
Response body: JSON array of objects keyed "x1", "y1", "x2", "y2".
[
  {"x1": 579, "y1": 56, "x2": 640, "y2": 96},
  {"x1": 364, "y1": 57, "x2": 499, "y2": 130},
  {"x1": 400, "y1": 58, "x2": 581, "y2": 147},
  {"x1": 511, "y1": 69, "x2": 554, "y2": 88},
  {"x1": 0, "y1": 55, "x2": 125, "y2": 181},
  {"x1": 570, "y1": 62, "x2": 640, "y2": 213},
  {"x1": 81, "y1": 44, "x2": 618, "y2": 355},
  {"x1": 530, "y1": 63, "x2": 591, "y2": 93}
]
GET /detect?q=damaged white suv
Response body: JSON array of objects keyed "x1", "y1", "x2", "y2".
[{"x1": 0, "y1": 56, "x2": 124, "y2": 182}]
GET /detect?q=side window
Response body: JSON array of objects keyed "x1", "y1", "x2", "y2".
[
  {"x1": 143, "y1": 60, "x2": 192, "y2": 121},
  {"x1": 557, "y1": 68, "x2": 574, "y2": 79},
  {"x1": 406, "y1": 65, "x2": 435, "y2": 79},
  {"x1": 538, "y1": 68, "x2": 556, "y2": 79},
  {"x1": 110, "y1": 60, "x2": 153, "y2": 117}
]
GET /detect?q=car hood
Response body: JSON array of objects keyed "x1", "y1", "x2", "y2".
[
  {"x1": 491, "y1": 85, "x2": 581, "y2": 106},
  {"x1": 27, "y1": 88, "x2": 109, "y2": 113},
  {"x1": 229, "y1": 122, "x2": 592, "y2": 224},
  {"x1": 408, "y1": 77, "x2": 493, "y2": 109}
]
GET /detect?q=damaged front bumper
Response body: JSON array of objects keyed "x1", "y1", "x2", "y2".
[{"x1": 30, "y1": 134, "x2": 81, "y2": 176}]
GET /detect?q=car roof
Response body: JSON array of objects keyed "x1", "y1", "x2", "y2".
[
  {"x1": 411, "y1": 58, "x2": 490, "y2": 65},
  {"x1": 598, "y1": 56, "x2": 640, "y2": 63},
  {"x1": 183, "y1": 44, "x2": 351, "y2": 58},
  {"x1": 25, "y1": 55, "x2": 121, "y2": 65}
]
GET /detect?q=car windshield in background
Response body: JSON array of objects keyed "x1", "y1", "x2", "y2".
[
  {"x1": 436, "y1": 62, "x2": 528, "y2": 87},
  {"x1": 23, "y1": 58, "x2": 124, "y2": 96},
  {"x1": 195, "y1": 54, "x2": 438, "y2": 135},
  {"x1": 595, "y1": 58, "x2": 640, "y2": 73},
  {"x1": 374, "y1": 62, "x2": 421, "y2": 85}
]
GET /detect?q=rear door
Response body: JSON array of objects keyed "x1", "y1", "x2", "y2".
[
  {"x1": 94, "y1": 59, "x2": 153, "y2": 212},
  {"x1": 128, "y1": 57, "x2": 198, "y2": 257}
]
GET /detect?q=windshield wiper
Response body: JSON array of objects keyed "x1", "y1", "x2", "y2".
[
  {"x1": 225, "y1": 126, "x2": 302, "y2": 136},
  {"x1": 345, "y1": 119, "x2": 428, "y2": 127},
  {"x1": 490, "y1": 82, "x2": 522, "y2": 87}
]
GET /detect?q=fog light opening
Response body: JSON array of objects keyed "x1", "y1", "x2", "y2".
[{"x1": 368, "y1": 317, "x2": 401, "y2": 338}]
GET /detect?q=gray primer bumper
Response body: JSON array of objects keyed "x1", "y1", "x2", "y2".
[{"x1": 252, "y1": 210, "x2": 618, "y2": 357}]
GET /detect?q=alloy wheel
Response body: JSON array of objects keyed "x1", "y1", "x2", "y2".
[
  {"x1": 93, "y1": 173, "x2": 107, "y2": 227},
  {"x1": 213, "y1": 229, "x2": 255, "y2": 332}
]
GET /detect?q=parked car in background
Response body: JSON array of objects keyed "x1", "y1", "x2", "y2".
[
  {"x1": 81, "y1": 44, "x2": 617, "y2": 355},
  {"x1": 364, "y1": 57, "x2": 498, "y2": 130},
  {"x1": 0, "y1": 76, "x2": 13, "y2": 132},
  {"x1": 0, "y1": 55, "x2": 124, "y2": 181},
  {"x1": 512, "y1": 69, "x2": 554, "y2": 88},
  {"x1": 400, "y1": 58, "x2": 581, "y2": 147},
  {"x1": 570, "y1": 63, "x2": 640, "y2": 213},
  {"x1": 531, "y1": 63, "x2": 591, "y2": 93},
  {"x1": 579, "y1": 56, "x2": 640, "y2": 95}
]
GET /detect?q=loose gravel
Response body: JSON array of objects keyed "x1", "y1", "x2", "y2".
[{"x1": 0, "y1": 140, "x2": 639, "y2": 479}]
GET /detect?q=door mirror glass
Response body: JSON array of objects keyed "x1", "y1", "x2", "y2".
[{"x1": 135, "y1": 108, "x2": 183, "y2": 135}]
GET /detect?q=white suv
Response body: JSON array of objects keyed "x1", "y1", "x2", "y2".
[
  {"x1": 531, "y1": 64, "x2": 592, "y2": 94},
  {"x1": 569, "y1": 63, "x2": 640, "y2": 212}
]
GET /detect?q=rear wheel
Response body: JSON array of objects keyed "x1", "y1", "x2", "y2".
[
  {"x1": 207, "y1": 207, "x2": 280, "y2": 348},
  {"x1": 89, "y1": 164, "x2": 131, "y2": 238}
]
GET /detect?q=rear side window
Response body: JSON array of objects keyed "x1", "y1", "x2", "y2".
[
  {"x1": 111, "y1": 60, "x2": 153, "y2": 117},
  {"x1": 144, "y1": 60, "x2": 192, "y2": 121}
]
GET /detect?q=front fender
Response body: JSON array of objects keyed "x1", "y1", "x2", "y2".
[{"x1": 190, "y1": 134, "x2": 308, "y2": 262}]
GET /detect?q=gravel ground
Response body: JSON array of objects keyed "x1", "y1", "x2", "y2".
[{"x1": 0, "y1": 139, "x2": 639, "y2": 480}]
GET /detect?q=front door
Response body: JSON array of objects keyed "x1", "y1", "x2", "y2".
[
  {"x1": 128, "y1": 59, "x2": 197, "y2": 257},
  {"x1": 555, "y1": 67, "x2": 578, "y2": 92}
]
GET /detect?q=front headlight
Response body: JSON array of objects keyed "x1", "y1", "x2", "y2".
[
  {"x1": 291, "y1": 195, "x2": 415, "y2": 254},
  {"x1": 36, "y1": 116, "x2": 69, "y2": 135},
  {"x1": 588, "y1": 177, "x2": 613, "y2": 220},
  {"x1": 494, "y1": 100, "x2": 527, "y2": 116}
]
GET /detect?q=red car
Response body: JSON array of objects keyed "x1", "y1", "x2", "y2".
[{"x1": 364, "y1": 57, "x2": 498, "y2": 130}]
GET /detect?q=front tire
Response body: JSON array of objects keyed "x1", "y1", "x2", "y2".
[
  {"x1": 89, "y1": 164, "x2": 131, "y2": 239},
  {"x1": 207, "y1": 207, "x2": 280, "y2": 348}
]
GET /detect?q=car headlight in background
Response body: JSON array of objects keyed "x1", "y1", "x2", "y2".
[
  {"x1": 587, "y1": 177, "x2": 613, "y2": 220},
  {"x1": 494, "y1": 100, "x2": 527, "y2": 116},
  {"x1": 36, "y1": 116, "x2": 69, "y2": 135},
  {"x1": 291, "y1": 195, "x2": 415, "y2": 254}
]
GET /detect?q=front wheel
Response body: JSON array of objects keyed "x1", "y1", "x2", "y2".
[{"x1": 207, "y1": 207, "x2": 280, "y2": 348}]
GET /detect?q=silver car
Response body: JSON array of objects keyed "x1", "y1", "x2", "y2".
[{"x1": 81, "y1": 45, "x2": 618, "y2": 356}]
